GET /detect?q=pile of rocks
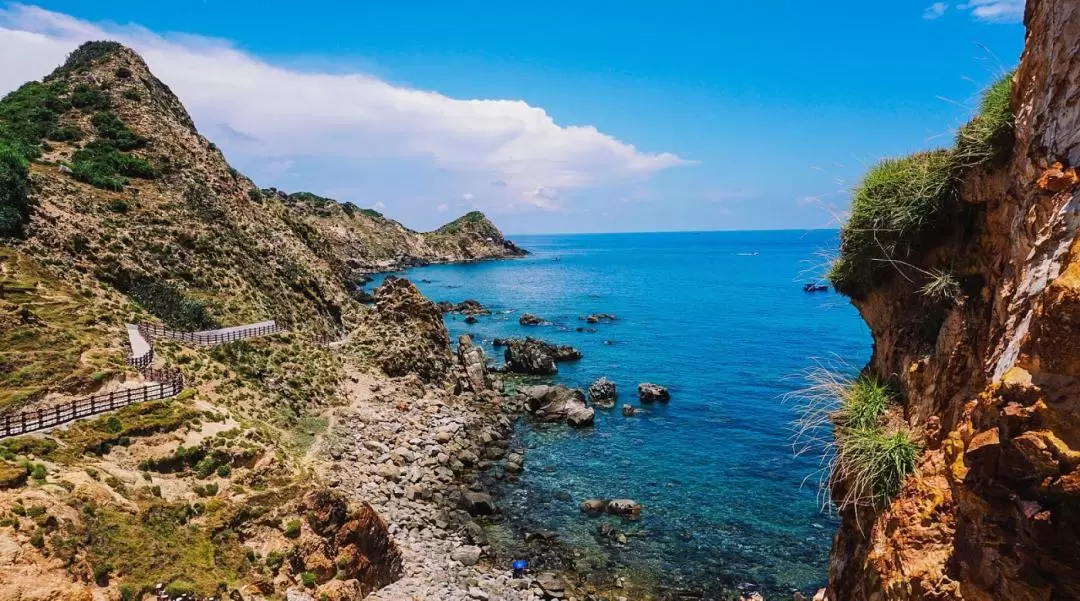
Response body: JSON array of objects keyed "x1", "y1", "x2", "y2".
[{"x1": 495, "y1": 338, "x2": 582, "y2": 375}]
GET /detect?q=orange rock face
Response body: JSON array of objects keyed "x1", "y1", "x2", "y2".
[{"x1": 826, "y1": 1, "x2": 1080, "y2": 598}]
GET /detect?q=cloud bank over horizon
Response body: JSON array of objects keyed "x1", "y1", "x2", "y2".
[{"x1": 0, "y1": 4, "x2": 689, "y2": 222}]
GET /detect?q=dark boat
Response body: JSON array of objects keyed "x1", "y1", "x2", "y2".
[{"x1": 803, "y1": 283, "x2": 828, "y2": 293}]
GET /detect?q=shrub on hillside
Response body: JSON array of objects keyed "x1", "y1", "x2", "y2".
[
  {"x1": 71, "y1": 84, "x2": 109, "y2": 111},
  {"x1": 0, "y1": 81, "x2": 69, "y2": 158},
  {"x1": 0, "y1": 142, "x2": 32, "y2": 237},
  {"x1": 54, "y1": 41, "x2": 124, "y2": 76}
]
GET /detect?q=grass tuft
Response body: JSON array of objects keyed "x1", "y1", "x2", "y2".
[
  {"x1": 918, "y1": 269, "x2": 960, "y2": 301},
  {"x1": 786, "y1": 362, "x2": 918, "y2": 512},
  {"x1": 955, "y1": 72, "x2": 1015, "y2": 170}
]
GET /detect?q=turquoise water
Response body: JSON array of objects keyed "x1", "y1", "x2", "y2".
[{"x1": 376, "y1": 230, "x2": 870, "y2": 597}]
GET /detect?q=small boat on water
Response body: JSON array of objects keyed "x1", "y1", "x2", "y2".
[{"x1": 803, "y1": 283, "x2": 828, "y2": 293}]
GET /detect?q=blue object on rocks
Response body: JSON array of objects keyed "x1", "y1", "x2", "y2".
[{"x1": 512, "y1": 559, "x2": 528, "y2": 577}]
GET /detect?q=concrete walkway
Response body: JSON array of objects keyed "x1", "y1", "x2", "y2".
[{"x1": 125, "y1": 323, "x2": 152, "y2": 364}]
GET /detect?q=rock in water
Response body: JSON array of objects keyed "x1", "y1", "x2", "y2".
[
  {"x1": 638, "y1": 382, "x2": 671, "y2": 403},
  {"x1": 501, "y1": 337, "x2": 582, "y2": 375},
  {"x1": 581, "y1": 499, "x2": 608, "y2": 515},
  {"x1": 607, "y1": 499, "x2": 642, "y2": 517},
  {"x1": 585, "y1": 313, "x2": 617, "y2": 323},
  {"x1": 621, "y1": 404, "x2": 636, "y2": 417},
  {"x1": 504, "y1": 339, "x2": 558, "y2": 375},
  {"x1": 519, "y1": 312, "x2": 545, "y2": 326},
  {"x1": 460, "y1": 491, "x2": 496, "y2": 516},
  {"x1": 588, "y1": 377, "x2": 617, "y2": 408},
  {"x1": 566, "y1": 405, "x2": 595, "y2": 427}
]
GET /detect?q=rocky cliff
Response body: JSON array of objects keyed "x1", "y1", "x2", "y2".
[{"x1": 824, "y1": 1, "x2": 1080, "y2": 599}]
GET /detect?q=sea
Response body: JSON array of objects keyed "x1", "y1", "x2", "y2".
[{"x1": 372, "y1": 230, "x2": 870, "y2": 598}]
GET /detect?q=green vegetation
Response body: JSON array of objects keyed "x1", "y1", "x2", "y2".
[
  {"x1": 831, "y1": 73, "x2": 1016, "y2": 297},
  {"x1": 834, "y1": 376, "x2": 893, "y2": 430},
  {"x1": 829, "y1": 150, "x2": 956, "y2": 295},
  {"x1": 0, "y1": 80, "x2": 69, "y2": 158},
  {"x1": 918, "y1": 269, "x2": 961, "y2": 301},
  {"x1": 53, "y1": 41, "x2": 125, "y2": 77},
  {"x1": 0, "y1": 248, "x2": 121, "y2": 410},
  {"x1": 436, "y1": 210, "x2": 487, "y2": 234},
  {"x1": 283, "y1": 518, "x2": 301, "y2": 538},
  {"x1": 300, "y1": 571, "x2": 317, "y2": 587},
  {"x1": 833, "y1": 427, "x2": 919, "y2": 508},
  {"x1": 49, "y1": 400, "x2": 202, "y2": 463},
  {"x1": 0, "y1": 142, "x2": 31, "y2": 236},
  {"x1": 70, "y1": 111, "x2": 154, "y2": 191},
  {"x1": 71, "y1": 84, "x2": 109, "y2": 111},
  {"x1": 955, "y1": 72, "x2": 1015, "y2": 169},
  {"x1": 788, "y1": 365, "x2": 919, "y2": 511}
]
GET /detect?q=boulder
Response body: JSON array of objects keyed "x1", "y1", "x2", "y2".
[
  {"x1": 460, "y1": 491, "x2": 496, "y2": 516},
  {"x1": 638, "y1": 383, "x2": 671, "y2": 403},
  {"x1": 587, "y1": 377, "x2": 617, "y2": 408},
  {"x1": 450, "y1": 545, "x2": 482, "y2": 566},
  {"x1": 585, "y1": 313, "x2": 617, "y2": 324},
  {"x1": 621, "y1": 404, "x2": 636, "y2": 417},
  {"x1": 519, "y1": 312, "x2": 545, "y2": 326},
  {"x1": 607, "y1": 499, "x2": 642, "y2": 517},
  {"x1": 566, "y1": 406, "x2": 595, "y2": 427},
  {"x1": 464, "y1": 315, "x2": 478, "y2": 324}
]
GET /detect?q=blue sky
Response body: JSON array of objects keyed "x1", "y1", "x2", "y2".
[{"x1": 0, "y1": 1, "x2": 1025, "y2": 234}]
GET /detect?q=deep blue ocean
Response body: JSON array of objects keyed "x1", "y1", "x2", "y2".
[{"x1": 375, "y1": 230, "x2": 870, "y2": 597}]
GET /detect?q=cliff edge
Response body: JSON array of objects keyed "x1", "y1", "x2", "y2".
[{"x1": 823, "y1": 1, "x2": 1080, "y2": 599}]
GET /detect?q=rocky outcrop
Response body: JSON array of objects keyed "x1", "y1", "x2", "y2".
[
  {"x1": 519, "y1": 385, "x2": 595, "y2": 428},
  {"x1": 500, "y1": 338, "x2": 582, "y2": 375},
  {"x1": 351, "y1": 277, "x2": 452, "y2": 382},
  {"x1": 587, "y1": 377, "x2": 617, "y2": 408},
  {"x1": 637, "y1": 383, "x2": 670, "y2": 403},
  {"x1": 584, "y1": 313, "x2": 617, "y2": 324},
  {"x1": 824, "y1": 3, "x2": 1080, "y2": 599}
]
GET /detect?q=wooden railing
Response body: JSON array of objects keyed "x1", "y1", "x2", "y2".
[
  {"x1": 0, "y1": 320, "x2": 282, "y2": 439},
  {"x1": 138, "y1": 321, "x2": 282, "y2": 347},
  {"x1": 0, "y1": 369, "x2": 184, "y2": 439}
]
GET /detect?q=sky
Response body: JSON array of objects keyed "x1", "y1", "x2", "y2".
[{"x1": 0, "y1": 1, "x2": 1026, "y2": 234}]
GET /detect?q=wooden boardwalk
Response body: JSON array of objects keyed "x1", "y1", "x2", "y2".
[{"x1": 0, "y1": 320, "x2": 284, "y2": 439}]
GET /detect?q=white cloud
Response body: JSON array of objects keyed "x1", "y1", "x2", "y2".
[
  {"x1": 460, "y1": 192, "x2": 474, "y2": 201},
  {"x1": 923, "y1": 2, "x2": 948, "y2": 19},
  {"x1": 958, "y1": 0, "x2": 1025, "y2": 23},
  {"x1": 436, "y1": 203, "x2": 449, "y2": 213},
  {"x1": 0, "y1": 4, "x2": 690, "y2": 212},
  {"x1": 373, "y1": 201, "x2": 386, "y2": 211}
]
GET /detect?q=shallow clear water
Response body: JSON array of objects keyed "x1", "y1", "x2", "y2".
[{"x1": 375, "y1": 230, "x2": 870, "y2": 597}]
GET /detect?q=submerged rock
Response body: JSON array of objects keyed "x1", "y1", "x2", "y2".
[
  {"x1": 621, "y1": 404, "x2": 637, "y2": 417},
  {"x1": 584, "y1": 313, "x2": 617, "y2": 324},
  {"x1": 588, "y1": 377, "x2": 617, "y2": 408},
  {"x1": 638, "y1": 382, "x2": 671, "y2": 403},
  {"x1": 581, "y1": 499, "x2": 608, "y2": 515}
]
